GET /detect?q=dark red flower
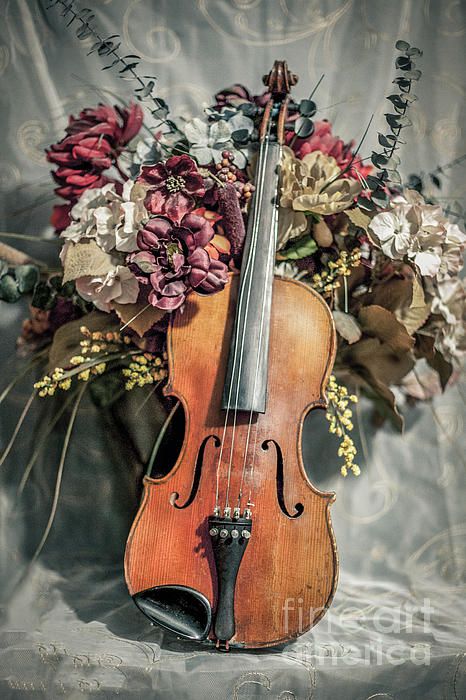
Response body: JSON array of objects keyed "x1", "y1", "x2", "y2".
[
  {"x1": 46, "y1": 103, "x2": 143, "y2": 229},
  {"x1": 137, "y1": 155, "x2": 205, "y2": 222},
  {"x1": 50, "y1": 203, "x2": 72, "y2": 233},
  {"x1": 128, "y1": 213, "x2": 228, "y2": 310}
]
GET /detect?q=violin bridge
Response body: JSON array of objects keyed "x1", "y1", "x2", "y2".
[{"x1": 208, "y1": 512, "x2": 252, "y2": 646}]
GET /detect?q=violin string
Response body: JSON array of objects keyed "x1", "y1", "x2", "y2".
[
  {"x1": 223, "y1": 132, "x2": 272, "y2": 509},
  {"x1": 214, "y1": 134, "x2": 270, "y2": 510},
  {"x1": 237, "y1": 174, "x2": 280, "y2": 508}
]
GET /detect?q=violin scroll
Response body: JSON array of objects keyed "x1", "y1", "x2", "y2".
[{"x1": 262, "y1": 60, "x2": 298, "y2": 97}]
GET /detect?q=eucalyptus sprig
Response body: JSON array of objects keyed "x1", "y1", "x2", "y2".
[
  {"x1": 359, "y1": 39, "x2": 423, "y2": 211},
  {"x1": 45, "y1": 0, "x2": 178, "y2": 134}
]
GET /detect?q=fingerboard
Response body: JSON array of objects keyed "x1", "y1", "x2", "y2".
[{"x1": 221, "y1": 138, "x2": 281, "y2": 413}]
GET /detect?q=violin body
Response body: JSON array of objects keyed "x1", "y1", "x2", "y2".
[{"x1": 125, "y1": 273, "x2": 338, "y2": 648}]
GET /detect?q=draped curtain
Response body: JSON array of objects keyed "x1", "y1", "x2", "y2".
[{"x1": 0, "y1": 1, "x2": 465, "y2": 698}]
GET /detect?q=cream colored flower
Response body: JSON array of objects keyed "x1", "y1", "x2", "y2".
[{"x1": 278, "y1": 147, "x2": 361, "y2": 248}]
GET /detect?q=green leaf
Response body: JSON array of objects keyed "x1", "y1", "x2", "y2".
[
  {"x1": 15, "y1": 264, "x2": 39, "y2": 293},
  {"x1": 31, "y1": 281, "x2": 56, "y2": 310},
  {"x1": 395, "y1": 40, "x2": 410, "y2": 51},
  {"x1": 279, "y1": 234, "x2": 317, "y2": 260},
  {"x1": 0, "y1": 274, "x2": 20, "y2": 303}
]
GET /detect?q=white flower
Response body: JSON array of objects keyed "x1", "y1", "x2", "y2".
[
  {"x1": 368, "y1": 208, "x2": 416, "y2": 259},
  {"x1": 183, "y1": 114, "x2": 253, "y2": 168},
  {"x1": 61, "y1": 181, "x2": 148, "y2": 254},
  {"x1": 429, "y1": 277, "x2": 466, "y2": 363},
  {"x1": 369, "y1": 190, "x2": 466, "y2": 279},
  {"x1": 75, "y1": 265, "x2": 139, "y2": 312}
]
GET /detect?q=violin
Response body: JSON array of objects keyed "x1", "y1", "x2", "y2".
[{"x1": 125, "y1": 61, "x2": 338, "y2": 650}]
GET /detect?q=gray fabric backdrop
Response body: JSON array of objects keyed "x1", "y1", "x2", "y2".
[{"x1": 0, "y1": 1, "x2": 465, "y2": 698}]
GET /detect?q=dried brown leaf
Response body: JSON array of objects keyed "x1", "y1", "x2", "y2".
[
  {"x1": 63, "y1": 240, "x2": 114, "y2": 283},
  {"x1": 345, "y1": 208, "x2": 371, "y2": 233},
  {"x1": 333, "y1": 311, "x2": 362, "y2": 344},
  {"x1": 47, "y1": 311, "x2": 120, "y2": 371},
  {"x1": 358, "y1": 305, "x2": 415, "y2": 353},
  {"x1": 396, "y1": 274, "x2": 431, "y2": 335},
  {"x1": 113, "y1": 301, "x2": 166, "y2": 337}
]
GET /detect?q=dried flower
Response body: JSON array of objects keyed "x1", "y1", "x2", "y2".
[
  {"x1": 76, "y1": 266, "x2": 139, "y2": 312},
  {"x1": 278, "y1": 147, "x2": 361, "y2": 247},
  {"x1": 61, "y1": 181, "x2": 148, "y2": 253},
  {"x1": 46, "y1": 103, "x2": 143, "y2": 230},
  {"x1": 325, "y1": 375, "x2": 360, "y2": 476},
  {"x1": 368, "y1": 190, "x2": 466, "y2": 279},
  {"x1": 122, "y1": 353, "x2": 167, "y2": 390},
  {"x1": 138, "y1": 155, "x2": 205, "y2": 222},
  {"x1": 129, "y1": 213, "x2": 229, "y2": 310}
]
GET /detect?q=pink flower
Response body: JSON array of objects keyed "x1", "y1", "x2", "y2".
[
  {"x1": 46, "y1": 103, "x2": 143, "y2": 230},
  {"x1": 128, "y1": 213, "x2": 228, "y2": 310},
  {"x1": 285, "y1": 120, "x2": 372, "y2": 181},
  {"x1": 137, "y1": 155, "x2": 205, "y2": 222}
]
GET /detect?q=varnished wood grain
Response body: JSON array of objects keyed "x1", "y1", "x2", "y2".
[{"x1": 125, "y1": 274, "x2": 338, "y2": 648}]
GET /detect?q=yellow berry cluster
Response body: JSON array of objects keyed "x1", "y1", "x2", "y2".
[
  {"x1": 325, "y1": 374, "x2": 360, "y2": 477},
  {"x1": 312, "y1": 249, "x2": 361, "y2": 294},
  {"x1": 34, "y1": 325, "x2": 130, "y2": 397},
  {"x1": 79, "y1": 325, "x2": 131, "y2": 355},
  {"x1": 34, "y1": 367, "x2": 73, "y2": 397},
  {"x1": 122, "y1": 353, "x2": 168, "y2": 390}
]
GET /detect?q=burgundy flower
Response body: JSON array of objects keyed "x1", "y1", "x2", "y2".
[
  {"x1": 46, "y1": 103, "x2": 143, "y2": 230},
  {"x1": 137, "y1": 155, "x2": 205, "y2": 222},
  {"x1": 128, "y1": 213, "x2": 228, "y2": 310},
  {"x1": 214, "y1": 83, "x2": 270, "y2": 110}
]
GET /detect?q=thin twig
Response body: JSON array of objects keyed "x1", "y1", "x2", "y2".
[
  {"x1": 0, "y1": 391, "x2": 37, "y2": 468},
  {"x1": 30, "y1": 382, "x2": 86, "y2": 563},
  {"x1": 0, "y1": 353, "x2": 46, "y2": 407},
  {"x1": 16, "y1": 392, "x2": 76, "y2": 497}
]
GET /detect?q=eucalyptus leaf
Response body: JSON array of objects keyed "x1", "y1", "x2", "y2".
[
  {"x1": 32, "y1": 281, "x2": 55, "y2": 310},
  {"x1": 357, "y1": 196, "x2": 377, "y2": 212},
  {"x1": 279, "y1": 234, "x2": 317, "y2": 260},
  {"x1": 365, "y1": 175, "x2": 384, "y2": 189},
  {"x1": 140, "y1": 80, "x2": 155, "y2": 98},
  {"x1": 387, "y1": 94, "x2": 408, "y2": 110},
  {"x1": 15, "y1": 264, "x2": 39, "y2": 293},
  {"x1": 119, "y1": 62, "x2": 139, "y2": 74},
  {"x1": 386, "y1": 169, "x2": 402, "y2": 185},
  {"x1": 396, "y1": 56, "x2": 412, "y2": 71},
  {"x1": 0, "y1": 274, "x2": 20, "y2": 303},
  {"x1": 372, "y1": 189, "x2": 390, "y2": 204},
  {"x1": 406, "y1": 47, "x2": 422, "y2": 57},
  {"x1": 393, "y1": 77, "x2": 411, "y2": 92},
  {"x1": 378, "y1": 133, "x2": 397, "y2": 148},
  {"x1": 403, "y1": 70, "x2": 422, "y2": 81},
  {"x1": 395, "y1": 40, "x2": 410, "y2": 51}
]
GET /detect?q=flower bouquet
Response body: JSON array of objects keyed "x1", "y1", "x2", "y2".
[{"x1": 1, "y1": 18, "x2": 465, "y2": 500}]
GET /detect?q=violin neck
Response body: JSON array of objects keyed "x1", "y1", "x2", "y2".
[{"x1": 222, "y1": 137, "x2": 282, "y2": 413}]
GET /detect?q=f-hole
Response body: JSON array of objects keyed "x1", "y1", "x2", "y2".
[
  {"x1": 262, "y1": 439, "x2": 304, "y2": 518},
  {"x1": 171, "y1": 435, "x2": 220, "y2": 509}
]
